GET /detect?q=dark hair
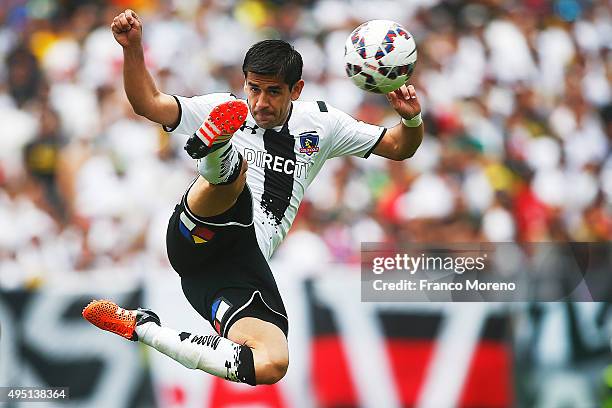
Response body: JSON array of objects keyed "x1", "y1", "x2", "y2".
[{"x1": 242, "y1": 40, "x2": 303, "y2": 89}]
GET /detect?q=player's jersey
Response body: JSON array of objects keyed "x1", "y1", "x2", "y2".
[{"x1": 167, "y1": 93, "x2": 386, "y2": 260}]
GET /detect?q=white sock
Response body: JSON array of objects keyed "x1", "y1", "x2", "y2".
[
  {"x1": 197, "y1": 142, "x2": 242, "y2": 185},
  {"x1": 135, "y1": 322, "x2": 256, "y2": 384}
]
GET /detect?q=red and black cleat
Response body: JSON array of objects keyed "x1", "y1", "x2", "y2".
[{"x1": 185, "y1": 99, "x2": 248, "y2": 159}]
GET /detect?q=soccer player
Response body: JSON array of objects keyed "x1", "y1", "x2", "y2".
[{"x1": 83, "y1": 9, "x2": 424, "y2": 385}]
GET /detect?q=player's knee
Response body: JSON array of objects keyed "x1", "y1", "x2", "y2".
[
  {"x1": 270, "y1": 352, "x2": 289, "y2": 383},
  {"x1": 253, "y1": 343, "x2": 288, "y2": 384},
  {"x1": 256, "y1": 353, "x2": 288, "y2": 384}
]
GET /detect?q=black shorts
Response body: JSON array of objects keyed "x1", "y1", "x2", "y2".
[{"x1": 166, "y1": 182, "x2": 288, "y2": 338}]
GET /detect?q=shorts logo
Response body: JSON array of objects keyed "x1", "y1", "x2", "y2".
[
  {"x1": 299, "y1": 132, "x2": 320, "y2": 156},
  {"x1": 179, "y1": 212, "x2": 215, "y2": 244},
  {"x1": 211, "y1": 298, "x2": 232, "y2": 334}
]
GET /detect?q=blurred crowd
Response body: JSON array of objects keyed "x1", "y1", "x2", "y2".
[{"x1": 1, "y1": 0, "x2": 611, "y2": 286}]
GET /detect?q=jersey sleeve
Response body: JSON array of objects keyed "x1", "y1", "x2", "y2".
[
  {"x1": 326, "y1": 104, "x2": 387, "y2": 159},
  {"x1": 162, "y1": 93, "x2": 234, "y2": 136}
]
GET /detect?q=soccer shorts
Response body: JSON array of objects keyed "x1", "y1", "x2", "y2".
[{"x1": 166, "y1": 181, "x2": 288, "y2": 338}]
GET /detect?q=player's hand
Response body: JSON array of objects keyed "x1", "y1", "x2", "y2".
[
  {"x1": 386, "y1": 84, "x2": 421, "y2": 120},
  {"x1": 111, "y1": 9, "x2": 142, "y2": 48}
]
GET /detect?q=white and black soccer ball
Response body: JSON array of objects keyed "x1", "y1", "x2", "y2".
[{"x1": 344, "y1": 20, "x2": 417, "y2": 94}]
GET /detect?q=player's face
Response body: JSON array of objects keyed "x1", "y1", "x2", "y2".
[{"x1": 244, "y1": 72, "x2": 304, "y2": 129}]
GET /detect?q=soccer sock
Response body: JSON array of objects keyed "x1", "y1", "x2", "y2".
[
  {"x1": 135, "y1": 322, "x2": 256, "y2": 385},
  {"x1": 197, "y1": 141, "x2": 243, "y2": 185}
]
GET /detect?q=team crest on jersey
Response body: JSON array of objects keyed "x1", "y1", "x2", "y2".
[{"x1": 299, "y1": 131, "x2": 320, "y2": 156}]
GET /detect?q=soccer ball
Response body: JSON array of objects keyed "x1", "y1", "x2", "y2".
[{"x1": 344, "y1": 20, "x2": 417, "y2": 94}]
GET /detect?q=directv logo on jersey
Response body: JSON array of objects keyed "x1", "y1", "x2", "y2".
[
  {"x1": 299, "y1": 131, "x2": 320, "y2": 156},
  {"x1": 243, "y1": 148, "x2": 312, "y2": 179}
]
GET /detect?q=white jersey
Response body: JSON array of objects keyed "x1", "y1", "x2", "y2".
[{"x1": 168, "y1": 93, "x2": 386, "y2": 260}]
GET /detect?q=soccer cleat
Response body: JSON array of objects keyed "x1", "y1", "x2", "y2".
[
  {"x1": 184, "y1": 99, "x2": 248, "y2": 159},
  {"x1": 82, "y1": 300, "x2": 160, "y2": 341}
]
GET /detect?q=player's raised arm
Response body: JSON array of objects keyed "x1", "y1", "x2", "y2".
[
  {"x1": 372, "y1": 84, "x2": 424, "y2": 160},
  {"x1": 111, "y1": 9, "x2": 178, "y2": 127}
]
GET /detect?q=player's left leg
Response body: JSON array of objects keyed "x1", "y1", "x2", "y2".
[
  {"x1": 83, "y1": 181, "x2": 289, "y2": 385},
  {"x1": 82, "y1": 300, "x2": 259, "y2": 384},
  {"x1": 82, "y1": 300, "x2": 288, "y2": 385},
  {"x1": 227, "y1": 316, "x2": 288, "y2": 384},
  {"x1": 135, "y1": 309, "x2": 289, "y2": 385}
]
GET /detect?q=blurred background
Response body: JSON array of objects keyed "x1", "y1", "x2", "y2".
[{"x1": 0, "y1": 0, "x2": 611, "y2": 407}]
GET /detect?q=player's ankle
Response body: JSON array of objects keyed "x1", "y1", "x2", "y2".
[
  {"x1": 198, "y1": 149, "x2": 243, "y2": 185},
  {"x1": 134, "y1": 321, "x2": 157, "y2": 342}
]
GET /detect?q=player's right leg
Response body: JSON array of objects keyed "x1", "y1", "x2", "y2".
[
  {"x1": 186, "y1": 161, "x2": 248, "y2": 219},
  {"x1": 184, "y1": 98, "x2": 248, "y2": 218}
]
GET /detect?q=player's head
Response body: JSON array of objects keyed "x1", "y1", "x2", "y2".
[{"x1": 242, "y1": 39, "x2": 304, "y2": 129}]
